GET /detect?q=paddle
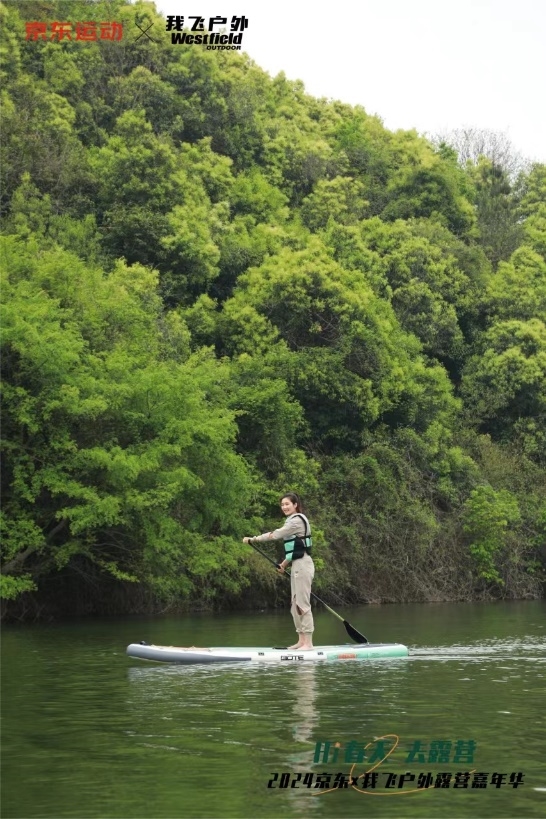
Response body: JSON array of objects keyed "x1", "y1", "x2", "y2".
[{"x1": 246, "y1": 539, "x2": 369, "y2": 644}]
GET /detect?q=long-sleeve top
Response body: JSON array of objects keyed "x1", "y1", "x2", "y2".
[{"x1": 253, "y1": 514, "x2": 311, "y2": 563}]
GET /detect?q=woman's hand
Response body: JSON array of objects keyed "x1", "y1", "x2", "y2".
[{"x1": 242, "y1": 537, "x2": 251, "y2": 544}]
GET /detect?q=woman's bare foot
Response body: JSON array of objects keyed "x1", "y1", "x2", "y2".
[
  {"x1": 298, "y1": 635, "x2": 314, "y2": 650},
  {"x1": 288, "y1": 642, "x2": 304, "y2": 649}
]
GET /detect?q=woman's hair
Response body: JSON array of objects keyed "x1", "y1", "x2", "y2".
[{"x1": 281, "y1": 492, "x2": 303, "y2": 513}]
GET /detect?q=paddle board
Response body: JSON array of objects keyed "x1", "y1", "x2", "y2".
[{"x1": 126, "y1": 642, "x2": 409, "y2": 664}]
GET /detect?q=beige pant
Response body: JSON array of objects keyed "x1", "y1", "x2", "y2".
[{"x1": 290, "y1": 554, "x2": 315, "y2": 633}]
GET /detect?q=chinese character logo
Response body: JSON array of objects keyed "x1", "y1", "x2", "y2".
[
  {"x1": 25, "y1": 21, "x2": 123, "y2": 41},
  {"x1": 167, "y1": 15, "x2": 249, "y2": 51}
]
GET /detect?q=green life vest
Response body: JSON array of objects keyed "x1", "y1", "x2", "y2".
[{"x1": 284, "y1": 514, "x2": 312, "y2": 562}]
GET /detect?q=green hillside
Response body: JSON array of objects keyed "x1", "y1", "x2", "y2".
[{"x1": 1, "y1": 0, "x2": 545, "y2": 618}]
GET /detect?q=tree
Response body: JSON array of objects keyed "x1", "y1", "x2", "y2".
[
  {"x1": 519, "y1": 163, "x2": 546, "y2": 260},
  {"x1": 486, "y1": 246, "x2": 546, "y2": 324},
  {"x1": 329, "y1": 217, "x2": 472, "y2": 369},
  {"x1": 470, "y1": 158, "x2": 524, "y2": 267},
  {"x1": 0, "y1": 75, "x2": 84, "y2": 215},
  {"x1": 219, "y1": 238, "x2": 459, "y2": 451},
  {"x1": 462, "y1": 486, "x2": 521, "y2": 586},
  {"x1": 300, "y1": 176, "x2": 369, "y2": 231},
  {"x1": 1, "y1": 235, "x2": 254, "y2": 603},
  {"x1": 432, "y1": 127, "x2": 530, "y2": 179},
  {"x1": 381, "y1": 134, "x2": 476, "y2": 237},
  {"x1": 461, "y1": 319, "x2": 546, "y2": 462}
]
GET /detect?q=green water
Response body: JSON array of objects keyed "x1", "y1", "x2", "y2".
[{"x1": 2, "y1": 600, "x2": 545, "y2": 818}]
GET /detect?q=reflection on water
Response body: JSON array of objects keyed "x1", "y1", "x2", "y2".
[
  {"x1": 284, "y1": 667, "x2": 321, "y2": 818},
  {"x1": 125, "y1": 622, "x2": 545, "y2": 818},
  {"x1": 2, "y1": 600, "x2": 545, "y2": 818},
  {"x1": 291, "y1": 665, "x2": 318, "y2": 745}
]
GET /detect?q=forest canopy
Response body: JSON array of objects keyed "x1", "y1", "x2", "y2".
[{"x1": 1, "y1": 0, "x2": 545, "y2": 618}]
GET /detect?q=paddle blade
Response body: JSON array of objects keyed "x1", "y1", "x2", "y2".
[{"x1": 343, "y1": 619, "x2": 368, "y2": 644}]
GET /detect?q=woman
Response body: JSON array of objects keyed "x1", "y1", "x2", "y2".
[{"x1": 243, "y1": 493, "x2": 315, "y2": 650}]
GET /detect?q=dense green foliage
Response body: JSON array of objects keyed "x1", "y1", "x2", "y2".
[{"x1": 1, "y1": 0, "x2": 545, "y2": 617}]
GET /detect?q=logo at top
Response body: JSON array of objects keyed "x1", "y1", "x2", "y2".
[
  {"x1": 25, "y1": 21, "x2": 123, "y2": 41},
  {"x1": 167, "y1": 15, "x2": 249, "y2": 50}
]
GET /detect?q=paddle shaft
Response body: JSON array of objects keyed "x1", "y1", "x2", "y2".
[{"x1": 247, "y1": 539, "x2": 368, "y2": 644}]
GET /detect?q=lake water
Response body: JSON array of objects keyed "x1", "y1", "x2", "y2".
[{"x1": 2, "y1": 600, "x2": 545, "y2": 818}]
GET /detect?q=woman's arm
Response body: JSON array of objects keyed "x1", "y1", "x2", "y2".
[{"x1": 243, "y1": 516, "x2": 303, "y2": 544}]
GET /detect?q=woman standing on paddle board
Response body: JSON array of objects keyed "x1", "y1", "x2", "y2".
[{"x1": 243, "y1": 493, "x2": 315, "y2": 650}]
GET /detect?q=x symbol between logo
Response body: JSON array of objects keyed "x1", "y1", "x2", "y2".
[{"x1": 134, "y1": 22, "x2": 158, "y2": 43}]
